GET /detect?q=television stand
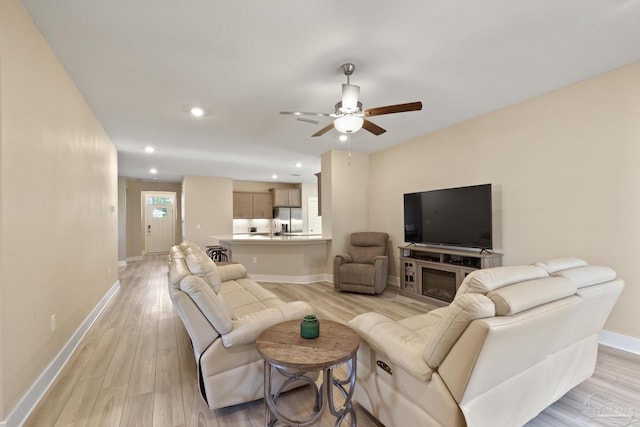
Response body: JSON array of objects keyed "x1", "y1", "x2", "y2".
[{"x1": 399, "y1": 245, "x2": 503, "y2": 306}]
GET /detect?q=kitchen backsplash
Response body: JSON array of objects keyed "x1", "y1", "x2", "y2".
[{"x1": 232, "y1": 218, "x2": 279, "y2": 234}]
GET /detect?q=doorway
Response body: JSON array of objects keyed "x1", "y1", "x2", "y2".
[{"x1": 143, "y1": 191, "x2": 176, "y2": 254}]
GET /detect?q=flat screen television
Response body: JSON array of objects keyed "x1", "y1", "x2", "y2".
[{"x1": 403, "y1": 184, "x2": 492, "y2": 249}]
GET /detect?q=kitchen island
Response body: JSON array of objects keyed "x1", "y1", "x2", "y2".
[{"x1": 212, "y1": 234, "x2": 331, "y2": 284}]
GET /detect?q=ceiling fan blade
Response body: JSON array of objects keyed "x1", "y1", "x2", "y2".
[
  {"x1": 362, "y1": 119, "x2": 386, "y2": 136},
  {"x1": 280, "y1": 111, "x2": 332, "y2": 117},
  {"x1": 364, "y1": 101, "x2": 423, "y2": 117},
  {"x1": 311, "y1": 123, "x2": 335, "y2": 137}
]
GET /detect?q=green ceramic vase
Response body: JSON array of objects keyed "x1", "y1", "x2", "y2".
[{"x1": 300, "y1": 314, "x2": 319, "y2": 339}]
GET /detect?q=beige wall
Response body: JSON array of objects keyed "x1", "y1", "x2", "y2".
[
  {"x1": 0, "y1": 0, "x2": 118, "y2": 420},
  {"x1": 118, "y1": 177, "x2": 127, "y2": 261},
  {"x1": 369, "y1": 61, "x2": 640, "y2": 338},
  {"x1": 124, "y1": 179, "x2": 182, "y2": 258},
  {"x1": 321, "y1": 151, "x2": 370, "y2": 273},
  {"x1": 182, "y1": 175, "x2": 233, "y2": 248}
]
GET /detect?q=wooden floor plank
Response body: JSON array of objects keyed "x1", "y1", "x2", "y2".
[
  {"x1": 86, "y1": 384, "x2": 128, "y2": 427},
  {"x1": 23, "y1": 255, "x2": 640, "y2": 427},
  {"x1": 53, "y1": 376, "x2": 104, "y2": 427},
  {"x1": 121, "y1": 393, "x2": 154, "y2": 427},
  {"x1": 102, "y1": 331, "x2": 139, "y2": 389}
]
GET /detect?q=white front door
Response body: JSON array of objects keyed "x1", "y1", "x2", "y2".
[{"x1": 144, "y1": 192, "x2": 175, "y2": 253}]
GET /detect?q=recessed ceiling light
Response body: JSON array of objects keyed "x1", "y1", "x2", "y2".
[
  {"x1": 144, "y1": 146, "x2": 155, "y2": 153},
  {"x1": 295, "y1": 162, "x2": 302, "y2": 168},
  {"x1": 150, "y1": 168, "x2": 158, "y2": 174},
  {"x1": 272, "y1": 174, "x2": 278, "y2": 180},
  {"x1": 190, "y1": 107, "x2": 204, "y2": 117}
]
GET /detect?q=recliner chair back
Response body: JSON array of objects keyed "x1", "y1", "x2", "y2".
[{"x1": 349, "y1": 232, "x2": 388, "y2": 263}]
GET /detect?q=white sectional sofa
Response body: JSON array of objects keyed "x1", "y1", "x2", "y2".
[
  {"x1": 168, "y1": 241, "x2": 316, "y2": 409},
  {"x1": 349, "y1": 258, "x2": 624, "y2": 427}
]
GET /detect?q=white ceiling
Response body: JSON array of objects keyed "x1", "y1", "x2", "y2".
[{"x1": 20, "y1": 0, "x2": 640, "y2": 184}]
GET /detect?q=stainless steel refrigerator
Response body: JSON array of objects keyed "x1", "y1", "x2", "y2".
[{"x1": 273, "y1": 207, "x2": 303, "y2": 233}]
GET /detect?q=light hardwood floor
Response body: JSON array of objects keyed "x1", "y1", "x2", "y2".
[{"x1": 23, "y1": 255, "x2": 640, "y2": 426}]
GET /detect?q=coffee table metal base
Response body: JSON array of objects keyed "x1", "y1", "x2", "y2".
[{"x1": 263, "y1": 357, "x2": 357, "y2": 427}]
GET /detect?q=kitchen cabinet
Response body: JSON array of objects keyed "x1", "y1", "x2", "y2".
[
  {"x1": 271, "y1": 188, "x2": 301, "y2": 208},
  {"x1": 252, "y1": 193, "x2": 273, "y2": 218},
  {"x1": 233, "y1": 192, "x2": 253, "y2": 219},
  {"x1": 233, "y1": 192, "x2": 273, "y2": 218}
]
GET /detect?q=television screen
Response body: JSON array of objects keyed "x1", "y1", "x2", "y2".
[{"x1": 404, "y1": 184, "x2": 492, "y2": 249}]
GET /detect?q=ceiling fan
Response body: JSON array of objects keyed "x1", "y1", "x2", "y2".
[{"x1": 281, "y1": 63, "x2": 422, "y2": 137}]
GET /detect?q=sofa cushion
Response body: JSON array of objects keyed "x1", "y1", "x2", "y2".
[
  {"x1": 168, "y1": 258, "x2": 190, "y2": 289},
  {"x1": 179, "y1": 275, "x2": 233, "y2": 334},
  {"x1": 170, "y1": 245, "x2": 185, "y2": 261},
  {"x1": 398, "y1": 311, "x2": 444, "y2": 339},
  {"x1": 219, "y1": 278, "x2": 283, "y2": 318},
  {"x1": 455, "y1": 265, "x2": 548, "y2": 298},
  {"x1": 349, "y1": 312, "x2": 434, "y2": 381},
  {"x1": 185, "y1": 251, "x2": 223, "y2": 293},
  {"x1": 218, "y1": 263, "x2": 248, "y2": 282},
  {"x1": 534, "y1": 257, "x2": 588, "y2": 274},
  {"x1": 486, "y1": 276, "x2": 577, "y2": 316},
  {"x1": 339, "y1": 263, "x2": 375, "y2": 286},
  {"x1": 552, "y1": 265, "x2": 617, "y2": 289},
  {"x1": 180, "y1": 240, "x2": 198, "y2": 251},
  {"x1": 222, "y1": 301, "x2": 312, "y2": 347},
  {"x1": 423, "y1": 293, "x2": 495, "y2": 369}
]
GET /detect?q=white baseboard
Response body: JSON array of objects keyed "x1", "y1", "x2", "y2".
[
  {"x1": 1, "y1": 280, "x2": 120, "y2": 427},
  {"x1": 388, "y1": 274, "x2": 400, "y2": 287},
  {"x1": 117, "y1": 260, "x2": 128, "y2": 267},
  {"x1": 252, "y1": 273, "x2": 332, "y2": 284},
  {"x1": 126, "y1": 256, "x2": 143, "y2": 262},
  {"x1": 599, "y1": 329, "x2": 640, "y2": 355}
]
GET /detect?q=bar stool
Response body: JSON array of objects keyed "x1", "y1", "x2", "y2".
[{"x1": 205, "y1": 246, "x2": 228, "y2": 262}]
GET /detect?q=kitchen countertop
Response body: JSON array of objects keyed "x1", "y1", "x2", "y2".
[{"x1": 214, "y1": 234, "x2": 331, "y2": 244}]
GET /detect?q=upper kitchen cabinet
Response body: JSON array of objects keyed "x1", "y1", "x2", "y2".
[
  {"x1": 233, "y1": 192, "x2": 273, "y2": 218},
  {"x1": 270, "y1": 188, "x2": 301, "y2": 208},
  {"x1": 252, "y1": 193, "x2": 273, "y2": 218},
  {"x1": 233, "y1": 192, "x2": 252, "y2": 218}
]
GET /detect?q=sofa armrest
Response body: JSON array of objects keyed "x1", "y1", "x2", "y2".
[
  {"x1": 349, "y1": 312, "x2": 433, "y2": 381},
  {"x1": 218, "y1": 263, "x2": 248, "y2": 282},
  {"x1": 335, "y1": 253, "x2": 352, "y2": 265},
  {"x1": 372, "y1": 256, "x2": 388, "y2": 294},
  {"x1": 333, "y1": 254, "x2": 352, "y2": 290},
  {"x1": 221, "y1": 301, "x2": 312, "y2": 347},
  {"x1": 170, "y1": 288, "x2": 219, "y2": 356}
]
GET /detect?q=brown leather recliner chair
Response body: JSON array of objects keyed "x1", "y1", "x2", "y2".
[{"x1": 334, "y1": 232, "x2": 389, "y2": 294}]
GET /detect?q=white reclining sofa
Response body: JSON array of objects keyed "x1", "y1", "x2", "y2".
[
  {"x1": 168, "y1": 241, "x2": 317, "y2": 409},
  {"x1": 349, "y1": 258, "x2": 624, "y2": 427}
]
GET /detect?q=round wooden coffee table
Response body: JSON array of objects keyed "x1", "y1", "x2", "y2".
[{"x1": 256, "y1": 319, "x2": 360, "y2": 427}]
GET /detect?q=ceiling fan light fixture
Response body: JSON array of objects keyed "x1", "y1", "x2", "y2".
[
  {"x1": 341, "y1": 84, "x2": 360, "y2": 112},
  {"x1": 334, "y1": 115, "x2": 363, "y2": 134}
]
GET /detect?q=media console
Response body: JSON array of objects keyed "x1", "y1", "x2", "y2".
[{"x1": 399, "y1": 245, "x2": 503, "y2": 306}]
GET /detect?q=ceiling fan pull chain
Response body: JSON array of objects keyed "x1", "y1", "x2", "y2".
[{"x1": 348, "y1": 134, "x2": 352, "y2": 166}]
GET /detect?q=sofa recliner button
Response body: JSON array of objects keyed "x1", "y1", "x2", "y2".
[{"x1": 376, "y1": 360, "x2": 393, "y2": 375}]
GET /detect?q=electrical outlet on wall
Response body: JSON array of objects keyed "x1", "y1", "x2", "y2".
[{"x1": 50, "y1": 314, "x2": 56, "y2": 332}]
